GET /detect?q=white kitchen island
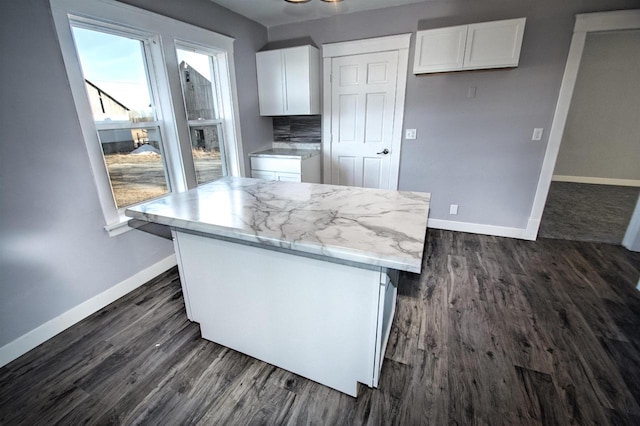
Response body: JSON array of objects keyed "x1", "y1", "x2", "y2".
[{"x1": 126, "y1": 177, "x2": 430, "y2": 397}]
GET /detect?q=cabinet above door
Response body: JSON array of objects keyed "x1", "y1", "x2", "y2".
[
  {"x1": 413, "y1": 18, "x2": 526, "y2": 74},
  {"x1": 256, "y1": 45, "x2": 320, "y2": 116}
]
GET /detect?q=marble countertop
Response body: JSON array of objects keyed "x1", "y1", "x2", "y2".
[
  {"x1": 249, "y1": 148, "x2": 320, "y2": 160},
  {"x1": 125, "y1": 177, "x2": 430, "y2": 273}
]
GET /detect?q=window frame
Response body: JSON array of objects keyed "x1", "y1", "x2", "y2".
[{"x1": 50, "y1": 0, "x2": 245, "y2": 236}]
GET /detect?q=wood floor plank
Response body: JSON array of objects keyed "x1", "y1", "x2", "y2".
[
  {"x1": 385, "y1": 295, "x2": 422, "y2": 365},
  {"x1": 561, "y1": 248, "x2": 624, "y2": 302},
  {"x1": 515, "y1": 272, "x2": 607, "y2": 424},
  {"x1": 598, "y1": 337, "x2": 640, "y2": 407},
  {"x1": 514, "y1": 365, "x2": 568, "y2": 426},
  {"x1": 1, "y1": 232, "x2": 639, "y2": 425},
  {"x1": 514, "y1": 271, "x2": 635, "y2": 424},
  {"x1": 446, "y1": 254, "x2": 529, "y2": 424},
  {"x1": 472, "y1": 257, "x2": 555, "y2": 374}
]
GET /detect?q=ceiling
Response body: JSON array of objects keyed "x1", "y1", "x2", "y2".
[{"x1": 210, "y1": 0, "x2": 429, "y2": 28}]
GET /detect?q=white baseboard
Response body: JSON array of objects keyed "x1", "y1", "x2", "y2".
[
  {"x1": 427, "y1": 218, "x2": 531, "y2": 240},
  {"x1": 0, "y1": 254, "x2": 177, "y2": 368},
  {"x1": 524, "y1": 218, "x2": 541, "y2": 241},
  {"x1": 552, "y1": 175, "x2": 640, "y2": 187}
]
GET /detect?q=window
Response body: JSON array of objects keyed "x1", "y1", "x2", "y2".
[
  {"x1": 51, "y1": 0, "x2": 244, "y2": 235},
  {"x1": 72, "y1": 26, "x2": 170, "y2": 208}
]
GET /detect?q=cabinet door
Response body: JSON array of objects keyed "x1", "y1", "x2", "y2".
[
  {"x1": 275, "y1": 172, "x2": 301, "y2": 182},
  {"x1": 283, "y1": 47, "x2": 312, "y2": 115},
  {"x1": 413, "y1": 26, "x2": 468, "y2": 74},
  {"x1": 463, "y1": 18, "x2": 526, "y2": 69},
  {"x1": 251, "y1": 170, "x2": 276, "y2": 180},
  {"x1": 256, "y1": 50, "x2": 285, "y2": 115}
]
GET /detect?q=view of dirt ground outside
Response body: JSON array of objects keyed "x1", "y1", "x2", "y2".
[{"x1": 105, "y1": 148, "x2": 223, "y2": 209}]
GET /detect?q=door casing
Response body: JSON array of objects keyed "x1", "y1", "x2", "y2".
[{"x1": 322, "y1": 34, "x2": 411, "y2": 190}]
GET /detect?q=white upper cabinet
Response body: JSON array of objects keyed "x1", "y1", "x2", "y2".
[
  {"x1": 256, "y1": 45, "x2": 320, "y2": 116},
  {"x1": 463, "y1": 18, "x2": 526, "y2": 69},
  {"x1": 413, "y1": 18, "x2": 526, "y2": 74},
  {"x1": 414, "y1": 25, "x2": 468, "y2": 73}
]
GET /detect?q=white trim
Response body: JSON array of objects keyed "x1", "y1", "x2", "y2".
[
  {"x1": 428, "y1": 218, "x2": 531, "y2": 240},
  {"x1": 623, "y1": 195, "x2": 640, "y2": 252},
  {"x1": 390, "y1": 46, "x2": 410, "y2": 190},
  {"x1": 526, "y1": 9, "x2": 640, "y2": 241},
  {"x1": 104, "y1": 219, "x2": 133, "y2": 236},
  {"x1": 552, "y1": 175, "x2": 640, "y2": 187},
  {"x1": 575, "y1": 9, "x2": 640, "y2": 32},
  {"x1": 322, "y1": 34, "x2": 411, "y2": 58},
  {"x1": 0, "y1": 254, "x2": 177, "y2": 368},
  {"x1": 321, "y1": 34, "x2": 411, "y2": 190},
  {"x1": 322, "y1": 56, "x2": 332, "y2": 184}
]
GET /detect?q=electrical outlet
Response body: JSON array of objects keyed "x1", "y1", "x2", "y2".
[
  {"x1": 449, "y1": 204, "x2": 459, "y2": 215},
  {"x1": 532, "y1": 128, "x2": 544, "y2": 141},
  {"x1": 467, "y1": 86, "x2": 477, "y2": 99},
  {"x1": 405, "y1": 129, "x2": 417, "y2": 140}
]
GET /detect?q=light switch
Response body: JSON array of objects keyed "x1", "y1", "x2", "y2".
[
  {"x1": 405, "y1": 129, "x2": 417, "y2": 140},
  {"x1": 532, "y1": 128, "x2": 544, "y2": 141},
  {"x1": 449, "y1": 204, "x2": 459, "y2": 215},
  {"x1": 468, "y1": 86, "x2": 477, "y2": 99}
]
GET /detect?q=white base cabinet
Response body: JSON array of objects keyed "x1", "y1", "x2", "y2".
[
  {"x1": 414, "y1": 17, "x2": 526, "y2": 74},
  {"x1": 173, "y1": 230, "x2": 397, "y2": 397},
  {"x1": 250, "y1": 154, "x2": 321, "y2": 183}
]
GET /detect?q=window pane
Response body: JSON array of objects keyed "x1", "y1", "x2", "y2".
[
  {"x1": 177, "y1": 49, "x2": 218, "y2": 120},
  {"x1": 72, "y1": 25, "x2": 171, "y2": 209},
  {"x1": 177, "y1": 48, "x2": 228, "y2": 185},
  {"x1": 190, "y1": 125, "x2": 226, "y2": 185},
  {"x1": 72, "y1": 27, "x2": 154, "y2": 122},
  {"x1": 99, "y1": 127, "x2": 169, "y2": 208}
]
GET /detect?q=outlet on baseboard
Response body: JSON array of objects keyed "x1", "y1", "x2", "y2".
[{"x1": 449, "y1": 204, "x2": 459, "y2": 215}]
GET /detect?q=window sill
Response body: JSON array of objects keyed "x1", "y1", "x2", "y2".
[{"x1": 104, "y1": 218, "x2": 133, "y2": 237}]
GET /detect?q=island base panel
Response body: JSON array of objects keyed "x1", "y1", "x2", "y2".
[{"x1": 173, "y1": 230, "x2": 396, "y2": 397}]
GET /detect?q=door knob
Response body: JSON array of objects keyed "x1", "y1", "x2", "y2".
[{"x1": 377, "y1": 149, "x2": 390, "y2": 155}]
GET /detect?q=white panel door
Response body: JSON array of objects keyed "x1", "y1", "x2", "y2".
[{"x1": 330, "y1": 51, "x2": 398, "y2": 189}]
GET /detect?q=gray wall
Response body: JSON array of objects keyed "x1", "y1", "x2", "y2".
[
  {"x1": 554, "y1": 30, "x2": 640, "y2": 181},
  {"x1": 0, "y1": 0, "x2": 270, "y2": 348},
  {"x1": 269, "y1": 0, "x2": 639, "y2": 229}
]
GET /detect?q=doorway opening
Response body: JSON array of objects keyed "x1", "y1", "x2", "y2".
[
  {"x1": 527, "y1": 10, "x2": 640, "y2": 249},
  {"x1": 538, "y1": 28, "x2": 640, "y2": 244}
]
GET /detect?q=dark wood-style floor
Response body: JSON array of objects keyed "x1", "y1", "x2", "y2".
[
  {"x1": 539, "y1": 181, "x2": 640, "y2": 245},
  {"x1": 1, "y1": 230, "x2": 640, "y2": 425}
]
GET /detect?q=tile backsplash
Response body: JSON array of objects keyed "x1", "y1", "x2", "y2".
[{"x1": 273, "y1": 116, "x2": 321, "y2": 144}]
